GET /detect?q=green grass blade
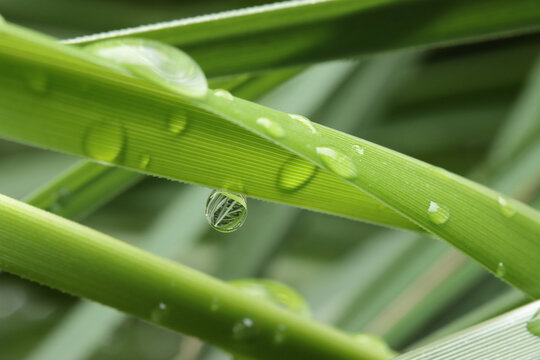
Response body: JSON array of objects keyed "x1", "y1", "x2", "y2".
[
  {"x1": 0, "y1": 193, "x2": 389, "y2": 360},
  {"x1": 0, "y1": 23, "x2": 419, "y2": 232},
  {"x1": 395, "y1": 301, "x2": 540, "y2": 359},
  {"x1": 64, "y1": 0, "x2": 540, "y2": 77},
  {"x1": 23, "y1": 161, "x2": 140, "y2": 221}
]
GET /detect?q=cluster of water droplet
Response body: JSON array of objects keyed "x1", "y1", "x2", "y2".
[
  {"x1": 80, "y1": 38, "x2": 207, "y2": 166},
  {"x1": 205, "y1": 190, "x2": 248, "y2": 233},
  {"x1": 224, "y1": 279, "x2": 310, "y2": 359}
]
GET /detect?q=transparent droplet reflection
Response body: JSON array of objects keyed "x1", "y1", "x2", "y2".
[{"x1": 205, "y1": 190, "x2": 247, "y2": 233}]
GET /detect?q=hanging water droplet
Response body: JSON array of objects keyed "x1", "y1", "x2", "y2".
[
  {"x1": 497, "y1": 196, "x2": 516, "y2": 218},
  {"x1": 316, "y1": 147, "x2": 357, "y2": 179},
  {"x1": 167, "y1": 110, "x2": 187, "y2": 135},
  {"x1": 277, "y1": 155, "x2": 317, "y2": 192},
  {"x1": 495, "y1": 262, "x2": 506, "y2": 277},
  {"x1": 256, "y1": 117, "x2": 285, "y2": 139},
  {"x1": 214, "y1": 89, "x2": 234, "y2": 100},
  {"x1": 352, "y1": 333, "x2": 395, "y2": 358},
  {"x1": 85, "y1": 38, "x2": 207, "y2": 98},
  {"x1": 205, "y1": 190, "x2": 247, "y2": 233},
  {"x1": 26, "y1": 70, "x2": 49, "y2": 95},
  {"x1": 139, "y1": 154, "x2": 151, "y2": 170},
  {"x1": 229, "y1": 279, "x2": 310, "y2": 317},
  {"x1": 232, "y1": 318, "x2": 258, "y2": 341},
  {"x1": 427, "y1": 201, "x2": 450, "y2": 224},
  {"x1": 352, "y1": 145, "x2": 364, "y2": 155},
  {"x1": 527, "y1": 309, "x2": 540, "y2": 338},
  {"x1": 273, "y1": 324, "x2": 288, "y2": 345},
  {"x1": 150, "y1": 302, "x2": 169, "y2": 323},
  {"x1": 288, "y1": 114, "x2": 316, "y2": 134},
  {"x1": 83, "y1": 121, "x2": 125, "y2": 162}
]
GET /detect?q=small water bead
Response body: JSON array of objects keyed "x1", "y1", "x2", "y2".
[
  {"x1": 205, "y1": 190, "x2": 247, "y2": 233},
  {"x1": 527, "y1": 309, "x2": 540, "y2": 338},
  {"x1": 85, "y1": 38, "x2": 207, "y2": 98},
  {"x1": 83, "y1": 121, "x2": 125, "y2": 162},
  {"x1": 427, "y1": 201, "x2": 450, "y2": 225},
  {"x1": 47, "y1": 187, "x2": 71, "y2": 213},
  {"x1": 232, "y1": 318, "x2": 258, "y2": 341},
  {"x1": 256, "y1": 117, "x2": 285, "y2": 139},
  {"x1": 167, "y1": 110, "x2": 187, "y2": 135},
  {"x1": 277, "y1": 155, "x2": 318, "y2": 192},
  {"x1": 352, "y1": 145, "x2": 364, "y2": 155},
  {"x1": 229, "y1": 279, "x2": 311, "y2": 317},
  {"x1": 352, "y1": 333, "x2": 395, "y2": 358},
  {"x1": 273, "y1": 324, "x2": 288, "y2": 345},
  {"x1": 139, "y1": 154, "x2": 151, "y2": 170},
  {"x1": 316, "y1": 147, "x2": 357, "y2": 179},
  {"x1": 495, "y1": 262, "x2": 507, "y2": 278},
  {"x1": 288, "y1": 114, "x2": 316, "y2": 134},
  {"x1": 497, "y1": 196, "x2": 516, "y2": 218},
  {"x1": 150, "y1": 302, "x2": 169, "y2": 323},
  {"x1": 214, "y1": 89, "x2": 234, "y2": 100}
]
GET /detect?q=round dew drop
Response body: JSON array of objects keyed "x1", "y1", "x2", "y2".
[
  {"x1": 139, "y1": 154, "x2": 151, "y2": 170},
  {"x1": 256, "y1": 117, "x2": 285, "y2": 139},
  {"x1": 205, "y1": 190, "x2": 247, "y2": 233},
  {"x1": 497, "y1": 196, "x2": 516, "y2": 218},
  {"x1": 214, "y1": 89, "x2": 234, "y2": 100},
  {"x1": 352, "y1": 145, "x2": 364, "y2": 155},
  {"x1": 232, "y1": 318, "x2": 258, "y2": 341},
  {"x1": 83, "y1": 121, "x2": 125, "y2": 163},
  {"x1": 288, "y1": 114, "x2": 316, "y2": 134},
  {"x1": 315, "y1": 146, "x2": 357, "y2": 179},
  {"x1": 277, "y1": 155, "x2": 318, "y2": 192},
  {"x1": 167, "y1": 111, "x2": 187, "y2": 135},
  {"x1": 229, "y1": 279, "x2": 310, "y2": 318},
  {"x1": 150, "y1": 302, "x2": 169, "y2": 323},
  {"x1": 427, "y1": 201, "x2": 450, "y2": 225},
  {"x1": 84, "y1": 38, "x2": 208, "y2": 98},
  {"x1": 495, "y1": 262, "x2": 506, "y2": 278}
]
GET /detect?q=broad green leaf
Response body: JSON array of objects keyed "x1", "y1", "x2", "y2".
[{"x1": 0, "y1": 23, "x2": 419, "y2": 232}]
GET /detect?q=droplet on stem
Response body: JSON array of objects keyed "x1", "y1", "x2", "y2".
[
  {"x1": 316, "y1": 146, "x2": 357, "y2": 179},
  {"x1": 427, "y1": 201, "x2": 450, "y2": 224}
]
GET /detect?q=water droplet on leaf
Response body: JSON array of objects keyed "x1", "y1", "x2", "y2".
[
  {"x1": 168, "y1": 110, "x2": 187, "y2": 135},
  {"x1": 232, "y1": 318, "x2": 258, "y2": 341},
  {"x1": 277, "y1": 155, "x2": 317, "y2": 192},
  {"x1": 273, "y1": 324, "x2": 288, "y2": 345},
  {"x1": 256, "y1": 117, "x2": 285, "y2": 139},
  {"x1": 427, "y1": 201, "x2": 449, "y2": 224},
  {"x1": 316, "y1": 147, "x2": 357, "y2": 179},
  {"x1": 150, "y1": 302, "x2": 169, "y2": 323},
  {"x1": 214, "y1": 89, "x2": 234, "y2": 100},
  {"x1": 205, "y1": 190, "x2": 247, "y2": 233},
  {"x1": 497, "y1": 196, "x2": 516, "y2": 218},
  {"x1": 495, "y1": 262, "x2": 506, "y2": 277},
  {"x1": 527, "y1": 309, "x2": 540, "y2": 337},
  {"x1": 289, "y1": 114, "x2": 316, "y2": 134},
  {"x1": 139, "y1": 154, "x2": 151, "y2": 170},
  {"x1": 229, "y1": 279, "x2": 310, "y2": 317},
  {"x1": 83, "y1": 121, "x2": 125, "y2": 162},
  {"x1": 352, "y1": 145, "x2": 364, "y2": 155},
  {"x1": 85, "y1": 38, "x2": 207, "y2": 98}
]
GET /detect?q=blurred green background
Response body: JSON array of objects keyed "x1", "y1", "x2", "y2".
[{"x1": 0, "y1": 1, "x2": 539, "y2": 359}]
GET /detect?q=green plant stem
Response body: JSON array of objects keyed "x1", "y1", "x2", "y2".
[{"x1": 0, "y1": 193, "x2": 389, "y2": 360}]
